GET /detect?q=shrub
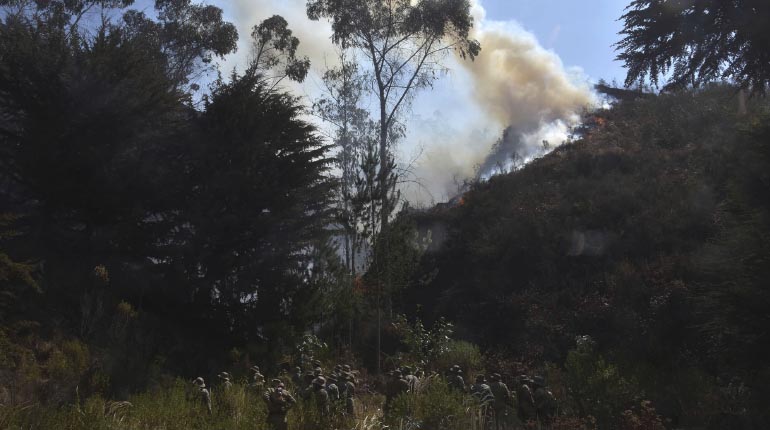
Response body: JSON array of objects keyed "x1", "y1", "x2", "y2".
[
  {"x1": 386, "y1": 377, "x2": 480, "y2": 430},
  {"x1": 434, "y1": 340, "x2": 482, "y2": 376},
  {"x1": 621, "y1": 401, "x2": 666, "y2": 430},
  {"x1": 564, "y1": 342, "x2": 638, "y2": 428}
]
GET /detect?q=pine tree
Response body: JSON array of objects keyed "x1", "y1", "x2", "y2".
[{"x1": 616, "y1": 0, "x2": 770, "y2": 92}]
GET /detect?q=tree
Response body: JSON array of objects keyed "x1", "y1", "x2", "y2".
[
  {"x1": 314, "y1": 52, "x2": 375, "y2": 276},
  {"x1": 250, "y1": 15, "x2": 311, "y2": 87},
  {"x1": 307, "y1": 0, "x2": 480, "y2": 234},
  {"x1": 184, "y1": 70, "x2": 336, "y2": 348},
  {"x1": 0, "y1": 4, "x2": 198, "y2": 311},
  {"x1": 616, "y1": 0, "x2": 770, "y2": 92},
  {"x1": 124, "y1": 0, "x2": 238, "y2": 88}
]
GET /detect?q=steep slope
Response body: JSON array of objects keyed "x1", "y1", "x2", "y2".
[{"x1": 399, "y1": 85, "x2": 770, "y2": 425}]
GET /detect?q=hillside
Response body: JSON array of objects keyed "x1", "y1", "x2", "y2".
[{"x1": 388, "y1": 85, "x2": 770, "y2": 427}]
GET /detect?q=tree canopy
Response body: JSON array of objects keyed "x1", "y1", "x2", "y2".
[
  {"x1": 307, "y1": 0, "x2": 480, "y2": 233},
  {"x1": 616, "y1": 0, "x2": 770, "y2": 92},
  {"x1": 0, "y1": 0, "x2": 336, "y2": 377}
]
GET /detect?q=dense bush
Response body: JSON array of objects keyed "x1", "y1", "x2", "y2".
[{"x1": 386, "y1": 377, "x2": 482, "y2": 430}]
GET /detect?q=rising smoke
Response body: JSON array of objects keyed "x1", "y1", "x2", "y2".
[
  {"x1": 462, "y1": 1, "x2": 595, "y2": 174},
  {"x1": 405, "y1": 0, "x2": 597, "y2": 203}
]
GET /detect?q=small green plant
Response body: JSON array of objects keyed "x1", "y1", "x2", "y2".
[
  {"x1": 391, "y1": 314, "x2": 455, "y2": 370},
  {"x1": 564, "y1": 337, "x2": 638, "y2": 429},
  {"x1": 385, "y1": 377, "x2": 486, "y2": 430},
  {"x1": 434, "y1": 340, "x2": 482, "y2": 376}
]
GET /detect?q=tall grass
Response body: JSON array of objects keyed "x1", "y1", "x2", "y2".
[{"x1": 1, "y1": 377, "x2": 498, "y2": 430}]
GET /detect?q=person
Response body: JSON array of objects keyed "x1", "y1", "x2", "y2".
[
  {"x1": 218, "y1": 371, "x2": 233, "y2": 392},
  {"x1": 302, "y1": 370, "x2": 316, "y2": 391},
  {"x1": 384, "y1": 369, "x2": 410, "y2": 414},
  {"x1": 341, "y1": 371, "x2": 357, "y2": 417},
  {"x1": 192, "y1": 377, "x2": 212, "y2": 414},
  {"x1": 264, "y1": 379, "x2": 297, "y2": 430},
  {"x1": 332, "y1": 364, "x2": 343, "y2": 379},
  {"x1": 532, "y1": 375, "x2": 557, "y2": 426},
  {"x1": 326, "y1": 374, "x2": 341, "y2": 402},
  {"x1": 447, "y1": 365, "x2": 466, "y2": 392},
  {"x1": 471, "y1": 375, "x2": 495, "y2": 429},
  {"x1": 489, "y1": 373, "x2": 512, "y2": 430},
  {"x1": 307, "y1": 376, "x2": 330, "y2": 416},
  {"x1": 251, "y1": 366, "x2": 265, "y2": 390},
  {"x1": 515, "y1": 375, "x2": 536, "y2": 423},
  {"x1": 470, "y1": 375, "x2": 495, "y2": 406},
  {"x1": 291, "y1": 366, "x2": 302, "y2": 388},
  {"x1": 402, "y1": 366, "x2": 419, "y2": 392}
]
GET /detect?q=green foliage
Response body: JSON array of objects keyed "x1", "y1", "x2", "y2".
[
  {"x1": 46, "y1": 339, "x2": 90, "y2": 381},
  {"x1": 391, "y1": 86, "x2": 770, "y2": 426},
  {"x1": 295, "y1": 334, "x2": 330, "y2": 367},
  {"x1": 0, "y1": 242, "x2": 38, "y2": 320},
  {"x1": 367, "y1": 217, "x2": 428, "y2": 297},
  {"x1": 616, "y1": 0, "x2": 770, "y2": 92},
  {"x1": 386, "y1": 377, "x2": 482, "y2": 430},
  {"x1": 0, "y1": 0, "x2": 337, "y2": 393},
  {"x1": 1, "y1": 379, "x2": 270, "y2": 429},
  {"x1": 563, "y1": 341, "x2": 639, "y2": 428},
  {"x1": 391, "y1": 314, "x2": 454, "y2": 369},
  {"x1": 434, "y1": 341, "x2": 482, "y2": 377}
]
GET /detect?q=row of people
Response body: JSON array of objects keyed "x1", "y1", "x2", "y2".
[
  {"x1": 446, "y1": 365, "x2": 557, "y2": 428},
  {"x1": 190, "y1": 363, "x2": 556, "y2": 429}
]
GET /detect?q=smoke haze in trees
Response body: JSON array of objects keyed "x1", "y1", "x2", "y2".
[{"x1": 218, "y1": 0, "x2": 596, "y2": 204}]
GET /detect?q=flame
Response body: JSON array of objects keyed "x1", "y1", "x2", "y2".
[
  {"x1": 458, "y1": 197, "x2": 466, "y2": 206},
  {"x1": 594, "y1": 116, "x2": 607, "y2": 127}
]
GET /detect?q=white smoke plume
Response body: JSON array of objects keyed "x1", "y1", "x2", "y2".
[
  {"x1": 405, "y1": 0, "x2": 596, "y2": 203},
  {"x1": 215, "y1": 0, "x2": 596, "y2": 205}
]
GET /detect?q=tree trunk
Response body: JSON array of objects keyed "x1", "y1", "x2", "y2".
[{"x1": 379, "y1": 88, "x2": 389, "y2": 234}]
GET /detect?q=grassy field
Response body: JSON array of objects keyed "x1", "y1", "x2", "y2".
[{"x1": 0, "y1": 377, "x2": 501, "y2": 430}]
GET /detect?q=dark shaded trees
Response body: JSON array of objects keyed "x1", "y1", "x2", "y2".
[
  {"x1": 182, "y1": 69, "x2": 336, "y2": 348},
  {"x1": 250, "y1": 15, "x2": 311, "y2": 86},
  {"x1": 616, "y1": 0, "x2": 770, "y2": 92},
  {"x1": 0, "y1": 0, "x2": 337, "y2": 382}
]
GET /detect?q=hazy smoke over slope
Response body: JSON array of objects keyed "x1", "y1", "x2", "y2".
[
  {"x1": 219, "y1": 0, "x2": 596, "y2": 204},
  {"x1": 464, "y1": 8, "x2": 596, "y2": 171},
  {"x1": 408, "y1": 1, "x2": 596, "y2": 202}
]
